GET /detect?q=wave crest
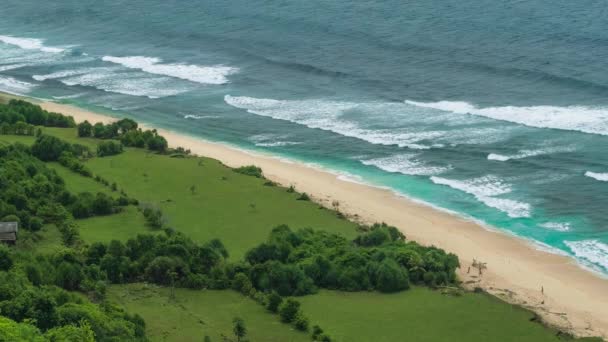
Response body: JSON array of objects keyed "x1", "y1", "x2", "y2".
[
  {"x1": 585, "y1": 171, "x2": 608, "y2": 182},
  {"x1": 405, "y1": 100, "x2": 608, "y2": 136},
  {"x1": 430, "y1": 175, "x2": 530, "y2": 218},
  {"x1": 102, "y1": 56, "x2": 238, "y2": 85},
  {"x1": 0, "y1": 35, "x2": 65, "y2": 53}
]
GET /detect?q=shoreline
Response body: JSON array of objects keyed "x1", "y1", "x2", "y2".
[{"x1": 9, "y1": 96, "x2": 608, "y2": 338}]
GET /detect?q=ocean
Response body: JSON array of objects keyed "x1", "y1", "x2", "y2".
[{"x1": 1, "y1": 0, "x2": 607, "y2": 273}]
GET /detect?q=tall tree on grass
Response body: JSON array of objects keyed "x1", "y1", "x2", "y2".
[{"x1": 232, "y1": 317, "x2": 247, "y2": 342}]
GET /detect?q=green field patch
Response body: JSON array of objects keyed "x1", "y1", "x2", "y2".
[
  {"x1": 47, "y1": 162, "x2": 110, "y2": 194},
  {"x1": 85, "y1": 150, "x2": 358, "y2": 259},
  {"x1": 78, "y1": 206, "x2": 157, "y2": 244},
  {"x1": 299, "y1": 289, "x2": 568, "y2": 342},
  {"x1": 108, "y1": 283, "x2": 309, "y2": 342}
]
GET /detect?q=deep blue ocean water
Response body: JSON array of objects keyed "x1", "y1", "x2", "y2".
[{"x1": 1, "y1": 0, "x2": 608, "y2": 273}]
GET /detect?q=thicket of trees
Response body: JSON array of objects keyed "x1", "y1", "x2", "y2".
[
  {"x1": 0, "y1": 99, "x2": 75, "y2": 128},
  {"x1": 0, "y1": 120, "x2": 37, "y2": 136},
  {"x1": 0, "y1": 246, "x2": 146, "y2": 340},
  {"x1": 77, "y1": 119, "x2": 168, "y2": 153},
  {"x1": 97, "y1": 141, "x2": 123, "y2": 157},
  {"x1": 245, "y1": 224, "x2": 460, "y2": 295},
  {"x1": 0, "y1": 144, "x2": 128, "y2": 232}
]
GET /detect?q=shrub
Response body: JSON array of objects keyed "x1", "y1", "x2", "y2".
[
  {"x1": 77, "y1": 121, "x2": 93, "y2": 137},
  {"x1": 266, "y1": 291, "x2": 283, "y2": 313},
  {"x1": 234, "y1": 165, "x2": 263, "y2": 178},
  {"x1": 278, "y1": 299, "x2": 300, "y2": 323},
  {"x1": 297, "y1": 192, "x2": 310, "y2": 201},
  {"x1": 293, "y1": 313, "x2": 309, "y2": 331},
  {"x1": 232, "y1": 273, "x2": 253, "y2": 295},
  {"x1": 97, "y1": 141, "x2": 123, "y2": 157},
  {"x1": 0, "y1": 246, "x2": 14, "y2": 271}
]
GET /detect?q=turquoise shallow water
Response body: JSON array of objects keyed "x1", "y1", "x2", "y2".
[{"x1": 1, "y1": 0, "x2": 608, "y2": 273}]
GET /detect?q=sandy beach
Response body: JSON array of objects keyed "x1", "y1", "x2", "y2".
[{"x1": 32, "y1": 100, "x2": 608, "y2": 338}]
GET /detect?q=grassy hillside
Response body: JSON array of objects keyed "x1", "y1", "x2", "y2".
[
  {"x1": 108, "y1": 284, "x2": 309, "y2": 342},
  {"x1": 0, "y1": 124, "x2": 595, "y2": 342}
]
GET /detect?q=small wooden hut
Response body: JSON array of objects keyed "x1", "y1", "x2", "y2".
[{"x1": 0, "y1": 222, "x2": 18, "y2": 245}]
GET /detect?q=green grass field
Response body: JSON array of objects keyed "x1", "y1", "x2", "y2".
[
  {"x1": 300, "y1": 289, "x2": 569, "y2": 342},
  {"x1": 84, "y1": 148, "x2": 358, "y2": 260},
  {"x1": 108, "y1": 284, "x2": 309, "y2": 342},
  {"x1": 0, "y1": 126, "x2": 596, "y2": 341}
]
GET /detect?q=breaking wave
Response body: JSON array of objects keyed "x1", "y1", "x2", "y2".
[
  {"x1": 361, "y1": 154, "x2": 450, "y2": 176},
  {"x1": 565, "y1": 240, "x2": 608, "y2": 272},
  {"x1": 430, "y1": 175, "x2": 531, "y2": 218},
  {"x1": 405, "y1": 100, "x2": 608, "y2": 136},
  {"x1": 0, "y1": 35, "x2": 66, "y2": 53},
  {"x1": 487, "y1": 145, "x2": 577, "y2": 161},
  {"x1": 585, "y1": 171, "x2": 608, "y2": 182},
  {"x1": 102, "y1": 56, "x2": 238, "y2": 85}
]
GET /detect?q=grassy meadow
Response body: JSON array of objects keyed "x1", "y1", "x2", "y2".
[{"x1": 1, "y1": 123, "x2": 597, "y2": 342}]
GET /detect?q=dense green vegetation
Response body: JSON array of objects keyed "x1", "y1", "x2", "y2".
[{"x1": 0, "y1": 96, "x2": 599, "y2": 342}]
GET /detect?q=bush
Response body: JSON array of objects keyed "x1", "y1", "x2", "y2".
[
  {"x1": 232, "y1": 273, "x2": 253, "y2": 295},
  {"x1": 97, "y1": 141, "x2": 123, "y2": 157},
  {"x1": 278, "y1": 299, "x2": 300, "y2": 323},
  {"x1": 0, "y1": 246, "x2": 14, "y2": 271},
  {"x1": 141, "y1": 204, "x2": 164, "y2": 229},
  {"x1": 234, "y1": 165, "x2": 263, "y2": 178},
  {"x1": 77, "y1": 121, "x2": 93, "y2": 137},
  {"x1": 293, "y1": 313, "x2": 309, "y2": 331},
  {"x1": 266, "y1": 291, "x2": 283, "y2": 313},
  {"x1": 297, "y1": 192, "x2": 310, "y2": 201}
]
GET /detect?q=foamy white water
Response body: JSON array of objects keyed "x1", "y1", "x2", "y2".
[
  {"x1": 540, "y1": 222, "x2": 571, "y2": 232},
  {"x1": 565, "y1": 240, "x2": 608, "y2": 271},
  {"x1": 0, "y1": 76, "x2": 36, "y2": 94},
  {"x1": 585, "y1": 171, "x2": 608, "y2": 182},
  {"x1": 430, "y1": 175, "x2": 531, "y2": 218},
  {"x1": 60, "y1": 70, "x2": 187, "y2": 99},
  {"x1": 102, "y1": 56, "x2": 238, "y2": 85},
  {"x1": 487, "y1": 145, "x2": 577, "y2": 161},
  {"x1": 0, "y1": 35, "x2": 65, "y2": 53},
  {"x1": 361, "y1": 154, "x2": 450, "y2": 176},
  {"x1": 406, "y1": 100, "x2": 608, "y2": 136}
]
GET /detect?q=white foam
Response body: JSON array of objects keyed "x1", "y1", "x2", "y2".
[
  {"x1": 61, "y1": 71, "x2": 187, "y2": 99},
  {"x1": 225, "y1": 95, "x2": 442, "y2": 149},
  {"x1": 361, "y1": 154, "x2": 450, "y2": 176},
  {"x1": 32, "y1": 68, "x2": 101, "y2": 81},
  {"x1": 430, "y1": 175, "x2": 531, "y2": 218},
  {"x1": 565, "y1": 240, "x2": 608, "y2": 271},
  {"x1": 52, "y1": 93, "x2": 87, "y2": 100},
  {"x1": 0, "y1": 35, "x2": 65, "y2": 53},
  {"x1": 255, "y1": 141, "x2": 301, "y2": 147},
  {"x1": 183, "y1": 114, "x2": 220, "y2": 120},
  {"x1": 487, "y1": 145, "x2": 577, "y2": 162},
  {"x1": 487, "y1": 153, "x2": 510, "y2": 161},
  {"x1": 247, "y1": 133, "x2": 301, "y2": 148},
  {"x1": 0, "y1": 76, "x2": 35, "y2": 94},
  {"x1": 585, "y1": 171, "x2": 608, "y2": 182},
  {"x1": 0, "y1": 63, "x2": 28, "y2": 72},
  {"x1": 102, "y1": 56, "x2": 238, "y2": 85},
  {"x1": 540, "y1": 222, "x2": 571, "y2": 232},
  {"x1": 406, "y1": 100, "x2": 608, "y2": 136}
]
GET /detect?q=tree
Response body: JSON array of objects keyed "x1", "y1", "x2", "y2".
[
  {"x1": 375, "y1": 260, "x2": 410, "y2": 293},
  {"x1": 232, "y1": 273, "x2": 253, "y2": 295},
  {"x1": 31, "y1": 134, "x2": 70, "y2": 161},
  {"x1": 77, "y1": 121, "x2": 93, "y2": 137},
  {"x1": 266, "y1": 291, "x2": 282, "y2": 313},
  {"x1": 0, "y1": 246, "x2": 14, "y2": 271},
  {"x1": 293, "y1": 313, "x2": 309, "y2": 331},
  {"x1": 232, "y1": 317, "x2": 247, "y2": 342},
  {"x1": 278, "y1": 299, "x2": 300, "y2": 323}
]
